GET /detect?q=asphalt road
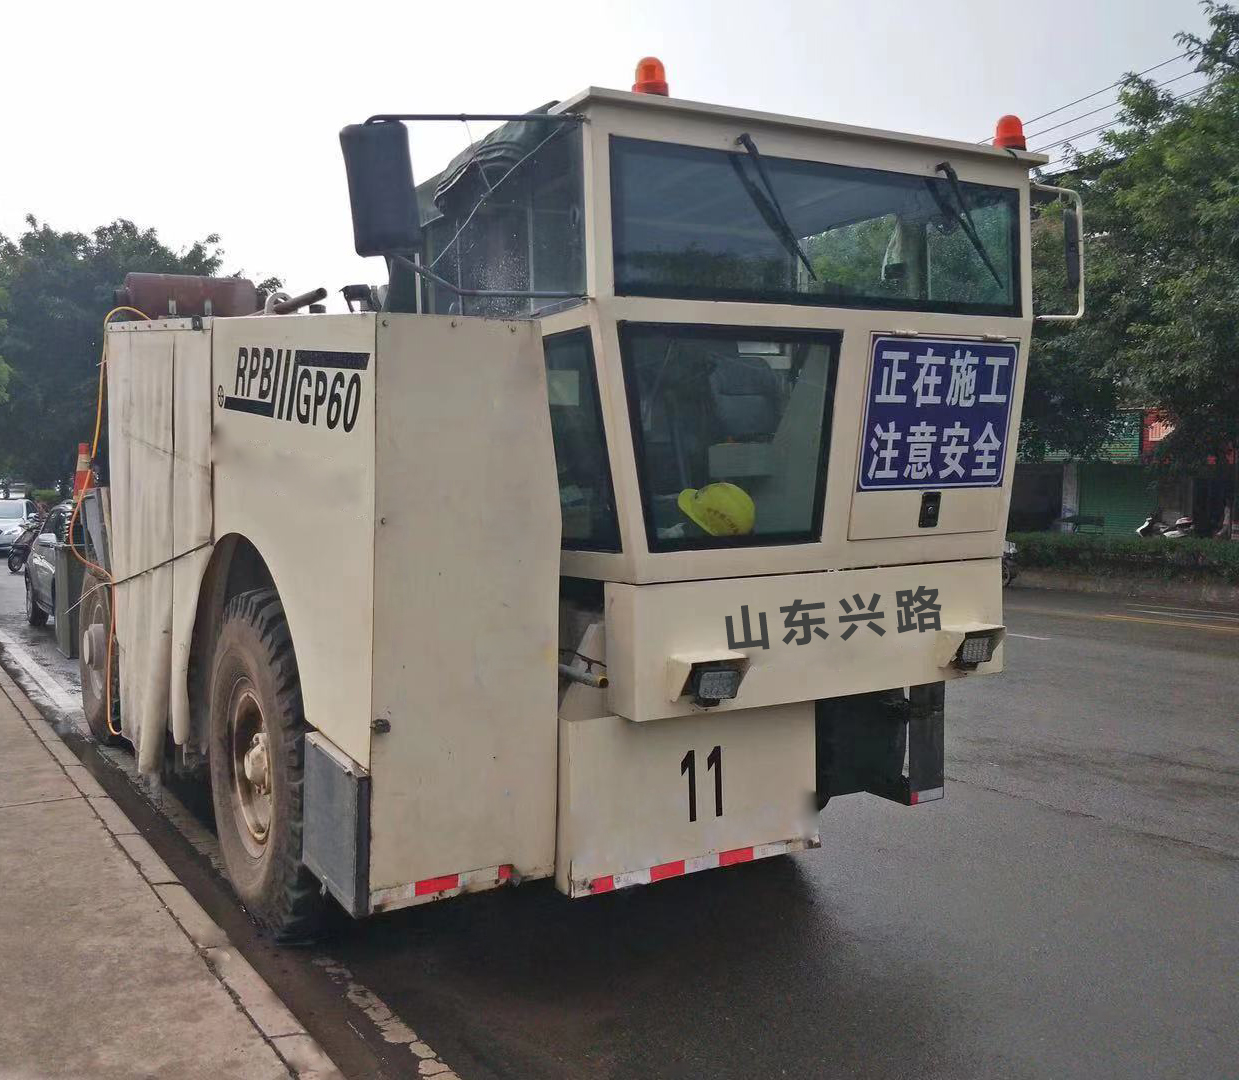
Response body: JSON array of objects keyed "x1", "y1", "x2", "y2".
[{"x1": 2, "y1": 566, "x2": 1237, "y2": 1080}]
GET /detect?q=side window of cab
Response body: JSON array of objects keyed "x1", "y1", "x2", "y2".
[{"x1": 543, "y1": 330, "x2": 621, "y2": 552}]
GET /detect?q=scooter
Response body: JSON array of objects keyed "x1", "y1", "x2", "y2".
[
  {"x1": 1137, "y1": 514, "x2": 1193, "y2": 539},
  {"x1": 6, "y1": 517, "x2": 41, "y2": 573},
  {"x1": 1001, "y1": 540, "x2": 1018, "y2": 587}
]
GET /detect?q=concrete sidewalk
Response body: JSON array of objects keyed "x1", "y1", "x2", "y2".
[{"x1": 0, "y1": 666, "x2": 340, "y2": 1080}]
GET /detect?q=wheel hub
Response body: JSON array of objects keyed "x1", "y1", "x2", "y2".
[
  {"x1": 243, "y1": 731, "x2": 271, "y2": 794},
  {"x1": 82, "y1": 623, "x2": 106, "y2": 670},
  {"x1": 80, "y1": 592, "x2": 109, "y2": 702},
  {"x1": 228, "y1": 683, "x2": 272, "y2": 853}
]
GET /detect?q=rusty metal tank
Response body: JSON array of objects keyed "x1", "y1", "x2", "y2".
[{"x1": 113, "y1": 273, "x2": 259, "y2": 318}]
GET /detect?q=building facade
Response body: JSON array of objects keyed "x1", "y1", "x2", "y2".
[{"x1": 1010, "y1": 411, "x2": 1231, "y2": 537}]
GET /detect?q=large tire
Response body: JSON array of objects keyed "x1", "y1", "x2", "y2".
[
  {"x1": 208, "y1": 588, "x2": 326, "y2": 940},
  {"x1": 24, "y1": 571, "x2": 48, "y2": 627},
  {"x1": 7, "y1": 548, "x2": 25, "y2": 574},
  {"x1": 79, "y1": 571, "x2": 123, "y2": 745}
]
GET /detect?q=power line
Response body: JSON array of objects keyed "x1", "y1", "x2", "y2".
[
  {"x1": 1025, "y1": 53, "x2": 1188, "y2": 123},
  {"x1": 1024, "y1": 68, "x2": 1200, "y2": 141},
  {"x1": 978, "y1": 51, "x2": 1188, "y2": 141},
  {"x1": 1038, "y1": 154, "x2": 1104, "y2": 175},
  {"x1": 1031, "y1": 80, "x2": 1219, "y2": 153},
  {"x1": 1037, "y1": 79, "x2": 1221, "y2": 174}
]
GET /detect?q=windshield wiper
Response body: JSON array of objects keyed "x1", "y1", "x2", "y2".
[
  {"x1": 730, "y1": 133, "x2": 817, "y2": 281},
  {"x1": 930, "y1": 161, "x2": 1004, "y2": 288}
]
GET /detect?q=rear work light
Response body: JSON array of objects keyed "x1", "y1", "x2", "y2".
[
  {"x1": 690, "y1": 664, "x2": 744, "y2": 707},
  {"x1": 955, "y1": 629, "x2": 1002, "y2": 670},
  {"x1": 667, "y1": 651, "x2": 751, "y2": 708}
]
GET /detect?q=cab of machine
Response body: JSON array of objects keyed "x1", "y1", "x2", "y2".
[{"x1": 400, "y1": 84, "x2": 1047, "y2": 586}]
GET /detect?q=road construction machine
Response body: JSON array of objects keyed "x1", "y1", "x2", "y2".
[{"x1": 75, "y1": 59, "x2": 1082, "y2": 937}]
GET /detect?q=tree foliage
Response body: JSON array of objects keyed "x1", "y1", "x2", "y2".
[
  {"x1": 0, "y1": 218, "x2": 228, "y2": 484},
  {"x1": 1032, "y1": 1, "x2": 1239, "y2": 468}
]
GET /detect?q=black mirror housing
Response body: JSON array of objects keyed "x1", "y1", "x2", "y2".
[
  {"x1": 339, "y1": 122, "x2": 423, "y2": 258},
  {"x1": 1063, "y1": 206, "x2": 1081, "y2": 292}
]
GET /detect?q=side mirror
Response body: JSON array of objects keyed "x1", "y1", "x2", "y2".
[
  {"x1": 339, "y1": 122, "x2": 423, "y2": 258},
  {"x1": 1063, "y1": 206, "x2": 1081, "y2": 292},
  {"x1": 1032, "y1": 181, "x2": 1084, "y2": 323}
]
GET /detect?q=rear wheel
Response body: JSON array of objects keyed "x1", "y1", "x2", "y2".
[
  {"x1": 208, "y1": 588, "x2": 326, "y2": 940},
  {"x1": 24, "y1": 571, "x2": 47, "y2": 627},
  {"x1": 7, "y1": 548, "x2": 25, "y2": 573},
  {"x1": 79, "y1": 571, "x2": 123, "y2": 745}
]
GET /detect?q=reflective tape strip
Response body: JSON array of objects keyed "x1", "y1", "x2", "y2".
[
  {"x1": 460, "y1": 864, "x2": 512, "y2": 887},
  {"x1": 910, "y1": 786, "x2": 944, "y2": 805},
  {"x1": 649, "y1": 859, "x2": 685, "y2": 882},
  {"x1": 370, "y1": 863, "x2": 514, "y2": 913},
  {"x1": 415, "y1": 874, "x2": 459, "y2": 896},
  {"x1": 719, "y1": 847, "x2": 753, "y2": 866},
  {"x1": 587, "y1": 836, "x2": 818, "y2": 896},
  {"x1": 612, "y1": 867, "x2": 652, "y2": 891},
  {"x1": 686, "y1": 852, "x2": 721, "y2": 874}
]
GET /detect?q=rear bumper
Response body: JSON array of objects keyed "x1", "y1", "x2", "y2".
[{"x1": 583, "y1": 836, "x2": 817, "y2": 898}]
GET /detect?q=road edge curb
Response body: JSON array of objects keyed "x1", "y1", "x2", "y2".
[{"x1": 0, "y1": 651, "x2": 346, "y2": 1080}]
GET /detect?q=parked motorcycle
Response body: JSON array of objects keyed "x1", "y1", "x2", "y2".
[
  {"x1": 1002, "y1": 539, "x2": 1018, "y2": 587},
  {"x1": 6, "y1": 517, "x2": 42, "y2": 573},
  {"x1": 1137, "y1": 514, "x2": 1194, "y2": 539}
]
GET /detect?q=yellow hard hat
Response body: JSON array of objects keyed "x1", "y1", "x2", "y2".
[{"x1": 677, "y1": 482, "x2": 756, "y2": 537}]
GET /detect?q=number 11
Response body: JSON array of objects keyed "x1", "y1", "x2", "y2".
[{"x1": 681, "y1": 746, "x2": 723, "y2": 822}]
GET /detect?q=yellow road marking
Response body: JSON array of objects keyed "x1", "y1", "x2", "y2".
[
  {"x1": 1005, "y1": 605, "x2": 1239, "y2": 635},
  {"x1": 1096, "y1": 612, "x2": 1239, "y2": 634},
  {"x1": 1128, "y1": 607, "x2": 1239, "y2": 623},
  {"x1": 1129, "y1": 603, "x2": 1239, "y2": 619}
]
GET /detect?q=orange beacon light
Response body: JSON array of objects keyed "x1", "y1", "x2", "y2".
[{"x1": 633, "y1": 57, "x2": 669, "y2": 96}]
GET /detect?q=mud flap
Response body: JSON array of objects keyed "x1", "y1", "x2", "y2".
[
  {"x1": 815, "y1": 681, "x2": 944, "y2": 808},
  {"x1": 303, "y1": 732, "x2": 371, "y2": 917}
]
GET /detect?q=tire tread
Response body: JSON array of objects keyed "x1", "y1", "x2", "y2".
[{"x1": 214, "y1": 588, "x2": 325, "y2": 941}]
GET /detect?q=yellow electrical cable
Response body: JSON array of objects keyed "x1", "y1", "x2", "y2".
[{"x1": 67, "y1": 305, "x2": 151, "y2": 736}]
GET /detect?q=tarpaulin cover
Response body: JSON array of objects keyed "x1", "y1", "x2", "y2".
[
  {"x1": 106, "y1": 326, "x2": 213, "y2": 774},
  {"x1": 414, "y1": 104, "x2": 563, "y2": 225}
]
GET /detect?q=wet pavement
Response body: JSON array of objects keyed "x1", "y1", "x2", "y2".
[{"x1": 2, "y1": 567, "x2": 1237, "y2": 1080}]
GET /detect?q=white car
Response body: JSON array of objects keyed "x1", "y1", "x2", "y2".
[{"x1": 0, "y1": 499, "x2": 38, "y2": 554}]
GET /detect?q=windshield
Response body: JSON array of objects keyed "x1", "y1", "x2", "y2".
[
  {"x1": 0, "y1": 503, "x2": 26, "y2": 520},
  {"x1": 620, "y1": 324, "x2": 838, "y2": 551},
  {"x1": 611, "y1": 136, "x2": 1020, "y2": 316}
]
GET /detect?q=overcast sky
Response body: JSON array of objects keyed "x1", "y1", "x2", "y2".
[{"x1": 0, "y1": 0, "x2": 1210, "y2": 308}]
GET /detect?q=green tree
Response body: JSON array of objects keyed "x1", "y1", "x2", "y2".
[
  {"x1": 1034, "y1": 1, "x2": 1239, "y2": 468},
  {"x1": 0, "y1": 218, "x2": 226, "y2": 484},
  {"x1": 0, "y1": 282, "x2": 11, "y2": 410}
]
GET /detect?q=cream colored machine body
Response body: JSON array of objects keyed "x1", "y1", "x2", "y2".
[{"x1": 97, "y1": 85, "x2": 1064, "y2": 921}]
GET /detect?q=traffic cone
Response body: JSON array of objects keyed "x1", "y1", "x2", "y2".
[{"x1": 73, "y1": 442, "x2": 92, "y2": 497}]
